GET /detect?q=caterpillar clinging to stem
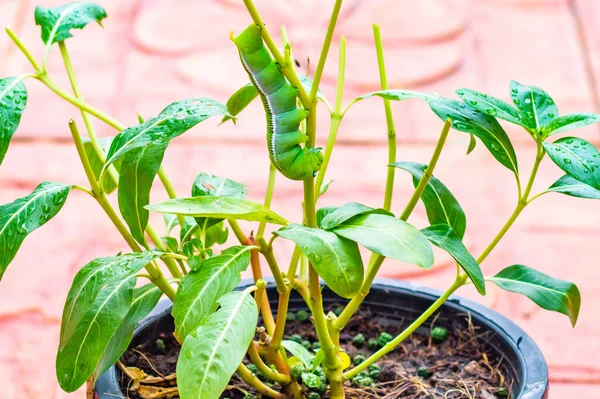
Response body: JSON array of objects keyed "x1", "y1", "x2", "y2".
[{"x1": 233, "y1": 25, "x2": 323, "y2": 181}]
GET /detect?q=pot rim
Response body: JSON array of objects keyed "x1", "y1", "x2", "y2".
[{"x1": 96, "y1": 277, "x2": 548, "y2": 399}]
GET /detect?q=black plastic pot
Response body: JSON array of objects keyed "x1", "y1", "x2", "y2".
[{"x1": 96, "y1": 278, "x2": 549, "y2": 399}]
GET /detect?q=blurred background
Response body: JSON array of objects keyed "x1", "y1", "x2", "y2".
[{"x1": 1, "y1": 0, "x2": 599, "y2": 397}]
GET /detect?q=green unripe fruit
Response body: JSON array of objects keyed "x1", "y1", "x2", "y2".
[
  {"x1": 367, "y1": 337, "x2": 378, "y2": 349},
  {"x1": 378, "y1": 332, "x2": 393, "y2": 347},
  {"x1": 352, "y1": 333, "x2": 366, "y2": 347},
  {"x1": 302, "y1": 340, "x2": 312, "y2": 350},
  {"x1": 353, "y1": 354, "x2": 366, "y2": 366},
  {"x1": 291, "y1": 364, "x2": 305, "y2": 381},
  {"x1": 286, "y1": 312, "x2": 296, "y2": 322},
  {"x1": 289, "y1": 334, "x2": 303, "y2": 344},
  {"x1": 431, "y1": 326, "x2": 449, "y2": 343},
  {"x1": 417, "y1": 366, "x2": 432, "y2": 378},
  {"x1": 296, "y1": 310, "x2": 310, "y2": 322}
]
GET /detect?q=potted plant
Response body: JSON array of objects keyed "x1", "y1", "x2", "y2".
[{"x1": 0, "y1": 1, "x2": 596, "y2": 398}]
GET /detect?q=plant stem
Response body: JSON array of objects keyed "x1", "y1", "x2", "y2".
[
  {"x1": 258, "y1": 164, "x2": 277, "y2": 238},
  {"x1": 242, "y1": 0, "x2": 310, "y2": 106},
  {"x1": 5, "y1": 28, "x2": 42, "y2": 72},
  {"x1": 258, "y1": 237, "x2": 288, "y2": 294},
  {"x1": 236, "y1": 363, "x2": 284, "y2": 399},
  {"x1": 373, "y1": 24, "x2": 397, "y2": 212},
  {"x1": 344, "y1": 274, "x2": 467, "y2": 380},
  {"x1": 337, "y1": 119, "x2": 451, "y2": 330},
  {"x1": 309, "y1": 0, "x2": 343, "y2": 103},
  {"x1": 146, "y1": 225, "x2": 183, "y2": 279},
  {"x1": 68, "y1": 120, "x2": 175, "y2": 300},
  {"x1": 315, "y1": 35, "x2": 346, "y2": 197},
  {"x1": 248, "y1": 342, "x2": 291, "y2": 385}
]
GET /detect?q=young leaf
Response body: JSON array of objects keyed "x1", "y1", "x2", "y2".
[
  {"x1": 146, "y1": 197, "x2": 289, "y2": 225},
  {"x1": 56, "y1": 275, "x2": 136, "y2": 392},
  {"x1": 281, "y1": 340, "x2": 313, "y2": 368},
  {"x1": 319, "y1": 202, "x2": 392, "y2": 230},
  {"x1": 221, "y1": 83, "x2": 258, "y2": 124},
  {"x1": 163, "y1": 214, "x2": 179, "y2": 235},
  {"x1": 104, "y1": 98, "x2": 229, "y2": 169},
  {"x1": 319, "y1": 179, "x2": 334, "y2": 196},
  {"x1": 544, "y1": 113, "x2": 600, "y2": 136},
  {"x1": 0, "y1": 76, "x2": 28, "y2": 166},
  {"x1": 488, "y1": 265, "x2": 580, "y2": 326},
  {"x1": 542, "y1": 137, "x2": 600, "y2": 189},
  {"x1": 118, "y1": 143, "x2": 167, "y2": 246},
  {"x1": 59, "y1": 250, "x2": 163, "y2": 348},
  {"x1": 421, "y1": 224, "x2": 485, "y2": 295},
  {"x1": 204, "y1": 222, "x2": 229, "y2": 248},
  {"x1": 547, "y1": 174, "x2": 600, "y2": 199},
  {"x1": 275, "y1": 224, "x2": 364, "y2": 298},
  {"x1": 0, "y1": 182, "x2": 70, "y2": 281},
  {"x1": 392, "y1": 162, "x2": 467, "y2": 239},
  {"x1": 332, "y1": 214, "x2": 434, "y2": 269},
  {"x1": 177, "y1": 289, "x2": 258, "y2": 399},
  {"x1": 172, "y1": 246, "x2": 252, "y2": 342},
  {"x1": 92, "y1": 283, "x2": 162, "y2": 383},
  {"x1": 299, "y1": 75, "x2": 327, "y2": 103},
  {"x1": 355, "y1": 90, "x2": 437, "y2": 103},
  {"x1": 81, "y1": 136, "x2": 120, "y2": 194},
  {"x1": 35, "y1": 2, "x2": 107, "y2": 46},
  {"x1": 456, "y1": 88, "x2": 523, "y2": 127},
  {"x1": 428, "y1": 98, "x2": 518, "y2": 172},
  {"x1": 192, "y1": 173, "x2": 248, "y2": 232},
  {"x1": 509, "y1": 81, "x2": 558, "y2": 132}
]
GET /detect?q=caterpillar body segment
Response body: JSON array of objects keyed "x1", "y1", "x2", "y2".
[{"x1": 233, "y1": 24, "x2": 323, "y2": 181}]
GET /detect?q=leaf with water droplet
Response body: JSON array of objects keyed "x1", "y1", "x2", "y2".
[
  {"x1": 0, "y1": 182, "x2": 71, "y2": 281},
  {"x1": 509, "y1": 81, "x2": 558, "y2": 132},
  {"x1": 35, "y1": 2, "x2": 107, "y2": 47},
  {"x1": 543, "y1": 137, "x2": 600, "y2": 189},
  {"x1": 547, "y1": 174, "x2": 600, "y2": 200},
  {"x1": 544, "y1": 112, "x2": 600, "y2": 136},
  {"x1": 0, "y1": 77, "x2": 28, "y2": 166}
]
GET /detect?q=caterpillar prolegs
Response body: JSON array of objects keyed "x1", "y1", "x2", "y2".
[{"x1": 233, "y1": 25, "x2": 323, "y2": 181}]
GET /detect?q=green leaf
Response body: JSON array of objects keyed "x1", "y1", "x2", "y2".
[
  {"x1": 204, "y1": 222, "x2": 229, "y2": 248},
  {"x1": 56, "y1": 274, "x2": 136, "y2": 392},
  {"x1": 177, "y1": 289, "x2": 258, "y2": 399},
  {"x1": 81, "y1": 136, "x2": 120, "y2": 194},
  {"x1": 92, "y1": 283, "x2": 162, "y2": 383},
  {"x1": 456, "y1": 88, "x2": 523, "y2": 127},
  {"x1": 547, "y1": 174, "x2": 600, "y2": 199},
  {"x1": 316, "y1": 206, "x2": 336, "y2": 229},
  {"x1": 163, "y1": 214, "x2": 179, "y2": 235},
  {"x1": 319, "y1": 179, "x2": 334, "y2": 196},
  {"x1": 118, "y1": 143, "x2": 167, "y2": 245},
  {"x1": 509, "y1": 81, "x2": 558, "y2": 132},
  {"x1": 146, "y1": 196, "x2": 289, "y2": 225},
  {"x1": 544, "y1": 113, "x2": 600, "y2": 136},
  {"x1": 281, "y1": 340, "x2": 313, "y2": 368},
  {"x1": 59, "y1": 250, "x2": 163, "y2": 348},
  {"x1": 356, "y1": 89, "x2": 437, "y2": 103},
  {"x1": 162, "y1": 236, "x2": 179, "y2": 252},
  {"x1": 318, "y1": 202, "x2": 392, "y2": 230},
  {"x1": 332, "y1": 214, "x2": 433, "y2": 269},
  {"x1": 0, "y1": 182, "x2": 70, "y2": 281},
  {"x1": 299, "y1": 75, "x2": 327, "y2": 103},
  {"x1": 192, "y1": 173, "x2": 248, "y2": 232},
  {"x1": 488, "y1": 265, "x2": 580, "y2": 326},
  {"x1": 35, "y1": 2, "x2": 107, "y2": 46},
  {"x1": 0, "y1": 76, "x2": 28, "y2": 166},
  {"x1": 542, "y1": 137, "x2": 600, "y2": 189},
  {"x1": 221, "y1": 83, "x2": 258, "y2": 124},
  {"x1": 392, "y1": 162, "x2": 467, "y2": 239},
  {"x1": 312, "y1": 349, "x2": 325, "y2": 372},
  {"x1": 467, "y1": 134, "x2": 477, "y2": 155},
  {"x1": 104, "y1": 98, "x2": 229, "y2": 169},
  {"x1": 428, "y1": 98, "x2": 518, "y2": 172},
  {"x1": 172, "y1": 246, "x2": 252, "y2": 342},
  {"x1": 421, "y1": 224, "x2": 485, "y2": 295},
  {"x1": 275, "y1": 224, "x2": 364, "y2": 298}
]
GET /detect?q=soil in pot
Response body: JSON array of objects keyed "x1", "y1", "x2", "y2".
[{"x1": 118, "y1": 303, "x2": 513, "y2": 399}]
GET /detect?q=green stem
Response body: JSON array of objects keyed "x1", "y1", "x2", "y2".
[
  {"x1": 309, "y1": 0, "x2": 343, "y2": 103},
  {"x1": 257, "y1": 237, "x2": 288, "y2": 294},
  {"x1": 248, "y1": 342, "x2": 291, "y2": 385},
  {"x1": 68, "y1": 121, "x2": 176, "y2": 300},
  {"x1": 373, "y1": 24, "x2": 397, "y2": 212},
  {"x1": 258, "y1": 164, "x2": 277, "y2": 238},
  {"x1": 236, "y1": 363, "x2": 284, "y2": 399},
  {"x1": 344, "y1": 274, "x2": 467, "y2": 380},
  {"x1": 5, "y1": 28, "x2": 42, "y2": 72},
  {"x1": 146, "y1": 226, "x2": 183, "y2": 279},
  {"x1": 336, "y1": 119, "x2": 451, "y2": 331},
  {"x1": 315, "y1": 35, "x2": 346, "y2": 197}
]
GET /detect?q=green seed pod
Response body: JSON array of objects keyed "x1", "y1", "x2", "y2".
[
  {"x1": 352, "y1": 333, "x2": 366, "y2": 347},
  {"x1": 291, "y1": 364, "x2": 305, "y2": 381},
  {"x1": 353, "y1": 354, "x2": 366, "y2": 366},
  {"x1": 367, "y1": 337, "x2": 378, "y2": 349},
  {"x1": 378, "y1": 332, "x2": 393, "y2": 347},
  {"x1": 296, "y1": 310, "x2": 310, "y2": 322},
  {"x1": 417, "y1": 366, "x2": 432, "y2": 378},
  {"x1": 289, "y1": 334, "x2": 303, "y2": 344},
  {"x1": 431, "y1": 326, "x2": 449, "y2": 343},
  {"x1": 286, "y1": 312, "x2": 296, "y2": 322}
]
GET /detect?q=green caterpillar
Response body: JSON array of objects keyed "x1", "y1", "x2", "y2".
[{"x1": 233, "y1": 25, "x2": 323, "y2": 180}]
